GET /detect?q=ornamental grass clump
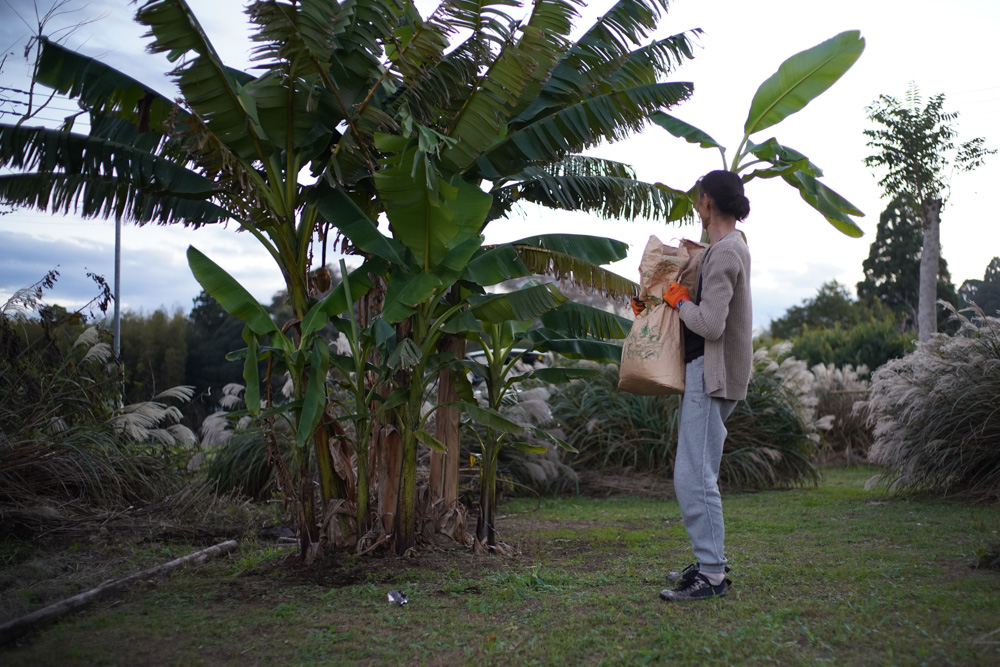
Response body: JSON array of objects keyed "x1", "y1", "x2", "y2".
[
  {"x1": 550, "y1": 364, "x2": 679, "y2": 472},
  {"x1": 810, "y1": 362, "x2": 873, "y2": 462},
  {"x1": 553, "y1": 345, "x2": 824, "y2": 490},
  {"x1": 494, "y1": 387, "x2": 579, "y2": 497},
  {"x1": 1, "y1": 279, "x2": 196, "y2": 531},
  {"x1": 723, "y1": 343, "x2": 825, "y2": 488},
  {"x1": 862, "y1": 303, "x2": 1000, "y2": 501}
]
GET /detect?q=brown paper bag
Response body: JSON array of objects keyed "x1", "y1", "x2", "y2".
[{"x1": 618, "y1": 236, "x2": 707, "y2": 396}]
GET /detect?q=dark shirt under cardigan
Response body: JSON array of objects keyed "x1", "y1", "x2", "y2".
[{"x1": 676, "y1": 231, "x2": 753, "y2": 401}]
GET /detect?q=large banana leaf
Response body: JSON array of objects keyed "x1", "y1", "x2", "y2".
[
  {"x1": 249, "y1": 75, "x2": 336, "y2": 157},
  {"x1": 187, "y1": 245, "x2": 281, "y2": 339},
  {"x1": 0, "y1": 124, "x2": 217, "y2": 196},
  {"x1": 744, "y1": 138, "x2": 823, "y2": 177},
  {"x1": 504, "y1": 235, "x2": 638, "y2": 299},
  {"x1": 0, "y1": 173, "x2": 228, "y2": 226},
  {"x1": 744, "y1": 30, "x2": 865, "y2": 137},
  {"x1": 309, "y1": 184, "x2": 408, "y2": 266},
  {"x1": 462, "y1": 244, "x2": 533, "y2": 287},
  {"x1": 376, "y1": 141, "x2": 490, "y2": 271},
  {"x1": 527, "y1": 328, "x2": 623, "y2": 363},
  {"x1": 382, "y1": 271, "x2": 444, "y2": 323},
  {"x1": 36, "y1": 38, "x2": 176, "y2": 131},
  {"x1": 782, "y1": 171, "x2": 864, "y2": 237},
  {"x1": 296, "y1": 336, "x2": 331, "y2": 447},
  {"x1": 514, "y1": 247, "x2": 638, "y2": 299},
  {"x1": 603, "y1": 32, "x2": 700, "y2": 89},
  {"x1": 486, "y1": 82, "x2": 693, "y2": 173},
  {"x1": 649, "y1": 111, "x2": 723, "y2": 150},
  {"x1": 543, "y1": 0, "x2": 668, "y2": 99},
  {"x1": 499, "y1": 163, "x2": 687, "y2": 222},
  {"x1": 510, "y1": 233, "x2": 630, "y2": 265},
  {"x1": 540, "y1": 301, "x2": 632, "y2": 339},
  {"x1": 247, "y1": 0, "x2": 339, "y2": 78},
  {"x1": 380, "y1": 2, "x2": 450, "y2": 86},
  {"x1": 453, "y1": 402, "x2": 526, "y2": 435},
  {"x1": 136, "y1": 0, "x2": 266, "y2": 160},
  {"x1": 499, "y1": 0, "x2": 578, "y2": 121},
  {"x1": 467, "y1": 283, "x2": 568, "y2": 323},
  {"x1": 438, "y1": 16, "x2": 542, "y2": 172},
  {"x1": 435, "y1": 235, "x2": 487, "y2": 287}
]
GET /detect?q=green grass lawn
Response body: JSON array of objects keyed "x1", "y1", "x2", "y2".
[{"x1": 2, "y1": 466, "x2": 998, "y2": 665}]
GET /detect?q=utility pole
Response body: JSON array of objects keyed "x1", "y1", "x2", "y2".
[{"x1": 113, "y1": 215, "x2": 121, "y2": 358}]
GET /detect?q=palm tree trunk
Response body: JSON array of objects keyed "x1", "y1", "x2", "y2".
[{"x1": 918, "y1": 198, "x2": 942, "y2": 342}]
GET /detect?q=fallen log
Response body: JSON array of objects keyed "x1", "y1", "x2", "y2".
[{"x1": 0, "y1": 539, "x2": 238, "y2": 645}]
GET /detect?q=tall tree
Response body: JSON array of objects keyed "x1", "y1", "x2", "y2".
[
  {"x1": 185, "y1": 289, "x2": 248, "y2": 420},
  {"x1": 856, "y1": 197, "x2": 958, "y2": 331},
  {"x1": 959, "y1": 257, "x2": 1000, "y2": 317},
  {"x1": 768, "y1": 280, "x2": 860, "y2": 340},
  {"x1": 864, "y1": 83, "x2": 994, "y2": 341},
  {"x1": 118, "y1": 308, "x2": 188, "y2": 403}
]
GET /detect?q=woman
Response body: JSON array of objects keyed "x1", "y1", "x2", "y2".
[{"x1": 634, "y1": 170, "x2": 753, "y2": 601}]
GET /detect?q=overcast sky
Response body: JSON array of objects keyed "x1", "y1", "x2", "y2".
[{"x1": 1, "y1": 0, "x2": 998, "y2": 330}]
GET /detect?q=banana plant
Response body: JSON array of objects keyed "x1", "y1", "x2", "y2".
[
  {"x1": 4, "y1": 0, "x2": 705, "y2": 557},
  {"x1": 323, "y1": 260, "x2": 399, "y2": 539},
  {"x1": 187, "y1": 246, "x2": 379, "y2": 553},
  {"x1": 650, "y1": 30, "x2": 867, "y2": 237},
  {"x1": 457, "y1": 297, "x2": 633, "y2": 546}
]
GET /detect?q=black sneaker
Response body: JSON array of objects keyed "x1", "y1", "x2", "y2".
[
  {"x1": 665, "y1": 563, "x2": 731, "y2": 584},
  {"x1": 659, "y1": 572, "x2": 730, "y2": 601}
]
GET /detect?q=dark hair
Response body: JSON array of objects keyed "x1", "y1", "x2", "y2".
[{"x1": 699, "y1": 170, "x2": 750, "y2": 221}]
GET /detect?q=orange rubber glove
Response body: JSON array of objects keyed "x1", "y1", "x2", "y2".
[
  {"x1": 663, "y1": 282, "x2": 692, "y2": 310},
  {"x1": 631, "y1": 296, "x2": 646, "y2": 316}
]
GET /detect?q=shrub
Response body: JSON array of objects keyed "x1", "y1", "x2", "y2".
[
  {"x1": 790, "y1": 313, "x2": 914, "y2": 372},
  {"x1": 861, "y1": 304, "x2": 1000, "y2": 501}
]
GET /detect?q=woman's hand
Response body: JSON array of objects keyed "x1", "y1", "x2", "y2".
[
  {"x1": 631, "y1": 296, "x2": 646, "y2": 316},
  {"x1": 664, "y1": 283, "x2": 691, "y2": 310}
]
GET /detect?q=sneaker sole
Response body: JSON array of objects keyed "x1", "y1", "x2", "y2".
[{"x1": 659, "y1": 588, "x2": 728, "y2": 602}]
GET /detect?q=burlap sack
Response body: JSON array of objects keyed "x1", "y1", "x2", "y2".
[{"x1": 618, "y1": 236, "x2": 707, "y2": 395}]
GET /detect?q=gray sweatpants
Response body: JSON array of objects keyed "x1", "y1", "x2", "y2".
[{"x1": 673, "y1": 356, "x2": 737, "y2": 575}]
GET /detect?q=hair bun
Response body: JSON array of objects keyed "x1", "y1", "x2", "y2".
[{"x1": 700, "y1": 170, "x2": 750, "y2": 221}]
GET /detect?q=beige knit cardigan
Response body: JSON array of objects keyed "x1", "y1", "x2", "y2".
[{"x1": 677, "y1": 230, "x2": 753, "y2": 401}]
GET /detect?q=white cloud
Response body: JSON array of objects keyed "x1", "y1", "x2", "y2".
[{"x1": 1, "y1": 0, "x2": 998, "y2": 330}]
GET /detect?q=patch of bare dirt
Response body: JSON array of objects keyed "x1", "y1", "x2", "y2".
[{"x1": 577, "y1": 470, "x2": 674, "y2": 498}]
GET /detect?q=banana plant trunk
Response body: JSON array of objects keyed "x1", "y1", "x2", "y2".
[
  {"x1": 359, "y1": 276, "x2": 388, "y2": 540},
  {"x1": 430, "y1": 334, "x2": 464, "y2": 506},
  {"x1": 918, "y1": 198, "x2": 942, "y2": 342},
  {"x1": 394, "y1": 425, "x2": 418, "y2": 554},
  {"x1": 298, "y1": 457, "x2": 317, "y2": 557},
  {"x1": 476, "y1": 442, "x2": 499, "y2": 546},
  {"x1": 356, "y1": 440, "x2": 371, "y2": 537}
]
